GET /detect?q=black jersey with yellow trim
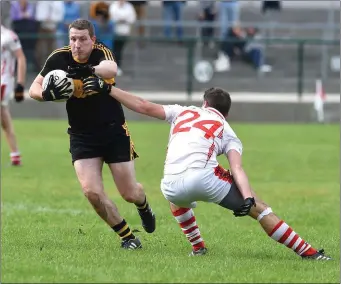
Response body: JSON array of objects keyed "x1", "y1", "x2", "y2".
[{"x1": 40, "y1": 43, "x2": 125, "y2": 133}]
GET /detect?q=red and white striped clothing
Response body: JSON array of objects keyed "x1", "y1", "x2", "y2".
[
  {"x1": 172, "y1": 207, "x2": 205, "y2": 250},
  {"x1": 269, "y1": 220, "x2": 316, "y2": 256}
]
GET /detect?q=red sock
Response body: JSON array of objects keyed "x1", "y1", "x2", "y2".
[
  {"x1": 172, "y1": 207, "x2": 205, "y2": 251},
  {"x1": 10, "y1": 152, "x2": 21, "y2": 166},
  {"x1": 269, "y1": 220, "x2": 317, "y2": 256}
]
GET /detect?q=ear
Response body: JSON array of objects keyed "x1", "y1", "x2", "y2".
[
  {"x1": 91, "y1": 36, "x2": 96, "y2": 43},
  {"x1": 202, "y1": 100, "x2": 208, "y2": 108}
]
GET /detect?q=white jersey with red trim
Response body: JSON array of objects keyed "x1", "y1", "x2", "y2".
[
  {"x1": 162, "y1": 104, "x2": 243, "y2": 175},
  {"x1": 1, "y1": 26, "x2": 21, "y2": 84}
]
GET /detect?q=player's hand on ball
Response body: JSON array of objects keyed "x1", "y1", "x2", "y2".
[
  {"x1": 233, "y1": 197, "x2": 256, "y2": 217},
  {"x1": 42, "y1": 75, "x2": 73, "y2": 101},
  {"x1": 14, "y1": 83, "x2": 24, "y2": 102},
  {"x1": 82, "y1": 77, "x2": 112, "y2": 96},
  {"x1": 66, "y1": 64, "x2": 95, "y2": 80}
]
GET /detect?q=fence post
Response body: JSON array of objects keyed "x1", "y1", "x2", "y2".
[
  {"x1": 297, "y1": 41, "x2": 305, "y2": 98},
  {"x1": 186, "y1": 39, "x2": 195, "y2": 101}
]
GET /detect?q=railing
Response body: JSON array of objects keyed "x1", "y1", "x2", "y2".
[{"x1": 17, "y1": 33, "x2": 339, "y2": 99}]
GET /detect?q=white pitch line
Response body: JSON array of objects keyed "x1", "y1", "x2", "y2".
[{"x1": 1, "y1": 203, "x2": 89, "y2": 216}]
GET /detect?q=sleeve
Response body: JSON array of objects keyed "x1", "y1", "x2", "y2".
[
  {"x1": 40, "y1": 51, "x2": 65, "y2": 77},
  {"x1": 96, "y1": 44, "x2": 116, "y2": 62},
  {"x1": 127, "y1": 4, "x2": 137, "y2": 24},
  {"x1": 162, "y1": 104, "x2": 186, "y2": 123},
  {"x1": 51, "y1": 1, "x2": 65, "y2": 23},
  {"x1": 8, "y1": 31, "x2": 22, "y2": 52},
  {"x1": 223, "y1": 123, "x2": 243, "y2": 155}
]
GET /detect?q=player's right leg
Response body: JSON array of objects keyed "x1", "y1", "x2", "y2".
[
  {"x1": 73, "y1": 158, "x2": 141, "y2": 250},
  {"x1": 1, "y1": 96, "x2": 21, "y2": 166},
  {"x1": 161, "y1": 174, "x2": 206, "y2": 256},
  {"x1": 169, "y1": 202, "x2": 207, "y2": 256}
]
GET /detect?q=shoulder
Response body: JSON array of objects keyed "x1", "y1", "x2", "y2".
[
  {"x1": 163, "y1": 104, "x2": 187, "y2": 123},
  {"x1": 93, "y1": 42, "x2": 114, "y2": 61},
  {"x1": 46, "y1": 46, "x2": 71, "y2": 61},
  {"x1": 2, "y1": 27, "x2": 18, "y2": 41}
]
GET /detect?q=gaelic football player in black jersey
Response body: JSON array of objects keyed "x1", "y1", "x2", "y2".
[{"x1": 28, "y1": 19, "x2": 155, "y2": 250}]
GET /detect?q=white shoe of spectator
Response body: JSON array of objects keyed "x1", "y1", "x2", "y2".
[
  {"x1": 258, "y1": 64, "x2": 272, "y2": 73},
  {"x1": 117, "y1": 67, "x2": 123, "y2": 76},
  {"x1": 214, "y1": 52, "x2": 230, "y2": 72}
]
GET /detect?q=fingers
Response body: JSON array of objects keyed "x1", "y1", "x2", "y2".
[{"x1": 48, "y1": 74, "x2": 55, "y2": 86}]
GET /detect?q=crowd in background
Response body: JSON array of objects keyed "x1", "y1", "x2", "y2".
[{"x1": 2, "y1": 0, "x2": 282, "y2": 75}]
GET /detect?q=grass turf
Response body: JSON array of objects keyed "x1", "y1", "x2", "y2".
[{"x1": 1, "y1": 120, "x2": 340, "y2": 283}]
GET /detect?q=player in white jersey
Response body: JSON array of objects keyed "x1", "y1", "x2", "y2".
[
  {"x1": 1, "y1": 26, "x2": 27, "y2": 165},
  {"x1": 82, "y1": 78, "x2": 331, "y2": 260}
]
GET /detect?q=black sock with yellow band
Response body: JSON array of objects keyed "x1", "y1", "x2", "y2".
[
  {"x1": 112, "y1": 219, "x2": 135, "y2": 241},
  {"x1": 135, "y1": 196, "x2": 149, "y2": 212}
]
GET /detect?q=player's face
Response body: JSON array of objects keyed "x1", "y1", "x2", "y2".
[{"x1": 69, "y1": 28, "x2": 96, "y2": 62}]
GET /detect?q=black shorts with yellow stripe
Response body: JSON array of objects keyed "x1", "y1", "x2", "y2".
[{"x1": 68, "y1": 122, "x2": 138, "y2": 164}]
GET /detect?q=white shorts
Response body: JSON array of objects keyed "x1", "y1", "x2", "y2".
[
  {"x1": 1, "y1": 81, "x2": 14, "y2": 107},
  {"x1": 160, "y1": 165, "x2": 233, "y2": 208}
]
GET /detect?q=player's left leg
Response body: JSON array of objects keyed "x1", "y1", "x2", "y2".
[
  {"x1": 248, "y1": 191, "x2": 331, "y2": 260},
  {"x1": 105, "y1": 126, "x2": 155, "y2": 233},
  {"x1": 219, "y1": 183, "x2": 331, "y2": 260},
  {"x1": 1, "y1": 105, "x2": 21, "y2": 166},
  {"x1": 109, "y1": 161, "x2": 156, "y2": 234}
]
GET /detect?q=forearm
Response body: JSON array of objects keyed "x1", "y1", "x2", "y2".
[
  {"x1": 94, "y1": 60, "x2": 117, "y2": 79},
  {"x1": 16, "y1": 55, "x2": 27, "y2": 85},
  {"x1": 110, "y1": 87, "x2": 149, "y2": 114},
  {"x1": 230, "y1": 166, "x2": 253, "y2": 199},
  {"x1": 28, "y1": 82, "x2": 44, "y2": 101}
]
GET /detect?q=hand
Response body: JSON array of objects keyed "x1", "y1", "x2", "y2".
[
  {"x1": 14, "y1": 83, "x2": 24, "y2": 102},
  {"x1": 233, "y1": 197, "x2": 256, "y2": 217},
  {"x1": 66, "y1": 64, "x2": 95, "y2": 80},
  {"x1": 82, "y1": 76, "x2": 112, "y2": 96},
  {"x1": 42, "y1": 75, "x2": 73, "y2": 101}
]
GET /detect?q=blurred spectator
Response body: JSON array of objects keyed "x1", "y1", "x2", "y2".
[
  {"x1": 35, "y1": 1, "x2": 64, "y2": 70},
  {"x1": 92, "y1": 2, "x2": 114, "y2": 49},
  {"x1": 57, "y1": 1, "x2": 81, "y2": 47},
  {"x1": 215, "y1": 25, "x2": 272, "y2": 74},
  {"x1": 10, "y1": 0, "x2": 35, "y2": 21},
  {"x1": 90, "y1": 2, "x2": 109, "y2": 19},
  {"x1": 198, "y1": 1, "x2": 216, "y2": 49},
  {"x1": 11, "y1": 0, "x2": 39, "y2": 71},
  {"x1": 129, "y1": 1, "x2": 147, "y2": 47},
  {"x1": 162, "y1": 1, "x2": 185, "y2": 41},
  {"x1": 219, "y1": 0, "x2": 240, "y2": 39},
  {"x1": 109, "y1": 0, "x2": 136, "y2": 76}
]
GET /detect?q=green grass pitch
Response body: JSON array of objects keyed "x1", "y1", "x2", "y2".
[{"x1": 1, "y1": 120, "x2": 340, "y2": 283}]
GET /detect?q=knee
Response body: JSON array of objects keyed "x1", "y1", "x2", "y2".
[
  {"x1": 249, "y1": 200, "x2": 272, "y2": 220},
  {"x1": 81, "y1": 183, "x2": 102, "y2": 203},
  {"x1": 121, "y1": 182, "x2": 144, "y2": 203}
]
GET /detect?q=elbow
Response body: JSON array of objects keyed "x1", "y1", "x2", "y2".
[
  {"x1": 28, "y1": 87, "x2": 34, "y2": 99},
  {"x1": 230, "y1": 164, "x2": 243, "y2": 175}
]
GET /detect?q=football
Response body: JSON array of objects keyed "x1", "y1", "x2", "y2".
[{"x1": 42, "y1": 69, "x2": 74, "y2": 102}]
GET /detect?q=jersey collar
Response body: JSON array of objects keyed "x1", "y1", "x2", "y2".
[{"x1": 204, "y1": 107, "x2": 225, "y2": 120}]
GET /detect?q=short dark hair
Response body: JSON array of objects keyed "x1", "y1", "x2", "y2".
[
  {"x1": 69, "y1": 19, "x2": 95, "y2": 37},
  {"x1": 203, "y1": 87, "x2": 232, "y2": 117}
]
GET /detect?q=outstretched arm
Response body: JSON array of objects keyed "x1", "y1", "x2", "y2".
[{"x1": 110, "y1": 86, "x2": 166, "y2": 120}]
